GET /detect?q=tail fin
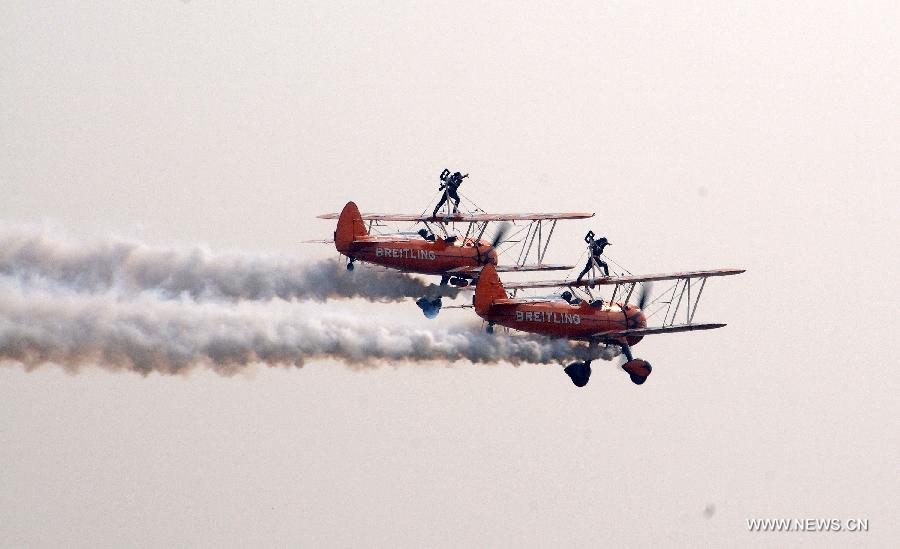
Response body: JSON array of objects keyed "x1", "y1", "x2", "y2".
[
  {"x1": 334, "y1": 201, "x2": 367, "y2": 253},
  {"x1": 474, "y1": 264, "x2": 507, "y2": 316}
]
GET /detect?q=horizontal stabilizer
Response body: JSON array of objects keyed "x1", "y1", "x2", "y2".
[
  {"x1": 503, "y1": 268, "x2": 746, "y2": 290},
  {"x1": 318, "y1": 212, "x2": 594, "y2": 222}
]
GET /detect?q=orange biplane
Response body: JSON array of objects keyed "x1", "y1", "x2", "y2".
[
  {"x1": 473, "y1": 263, "x2": 744, "y2": 387},
  {"x1": 316, "y1": 201, "x2": 593, "y2": 316}
]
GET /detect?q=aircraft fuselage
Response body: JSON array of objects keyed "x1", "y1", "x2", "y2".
[
  {"x1": 480, "y1": 300, "x2": 646, "y2": 345},
  {"x1": 341, "y1": 236, "x2": 497, "y2": 276}
]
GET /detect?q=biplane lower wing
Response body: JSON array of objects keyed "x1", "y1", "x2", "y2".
[
  {"x1": 502, "y1": 268, "x2": 746, "y2": 290},
  {"x1": 317, "y1": 212, "x2": 594, "y2": 222},
  {"x1": 447, "y1": 263, "x2": 573, "y2": 276},
  {"x1": 494, "y1": 263, "x2": 572, "y2": 273},
  {"x1": 588, "y1": 323, "x2": 727, "y2": 340}
]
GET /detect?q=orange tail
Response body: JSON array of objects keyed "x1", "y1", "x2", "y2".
[
  {"x1": 474, "y1": 264, "x2": 507, "y2": 316},
  {"x1": 334, "y1": 201, "x2": 367, "y2": 253}
]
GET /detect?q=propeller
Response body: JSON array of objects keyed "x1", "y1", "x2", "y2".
[
  {"x1": 636, "y1": 282, "x2": 652, "y2": 310},
  {"x1": 491, "y1": 222, "x2": 512, "y2": 249},
  {"x1": 624, "y1": 283, "x2": 653, "y2": 329},
  {"x1": 476, "y1": 222, "x2": 512, "y2": 265}
]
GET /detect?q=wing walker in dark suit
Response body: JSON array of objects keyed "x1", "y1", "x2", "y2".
[
  {"x1": 575, "y1": 230, "x2": 611, "y2": 283},
  {"x1": 432, "y1": 169, "x2": 468, "y2": 217}
]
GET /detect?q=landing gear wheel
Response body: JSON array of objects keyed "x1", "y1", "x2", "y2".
[
  {"x1": 623, "y1": 360, "x2": 652, "y2": 386},
  {"x1": 564, "y1": 361, "x2": 592, "y2": 387},
  {"x1": 346, "y1": 262, "x2": 354, "y2": 271},
  {"x1": 486, "y1": 323, "x2": 494, "y2": 334}
]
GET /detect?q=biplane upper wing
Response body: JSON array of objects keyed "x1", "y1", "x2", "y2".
[
  {"x1": 493, "y1": 298, "x2": 558, "y2": 306},
  {"x1": 317, "y1": 212, "x2": 594, "y2": 222},
  {"x1": 502, "y1": 268, "x2": 746, "y2": 290},
  {"x1": 587, "y1": 323, "x2": 727, "y2": 340},
  {"x1": 302, "y1": 234, "x2": 418, "y2": 245}
]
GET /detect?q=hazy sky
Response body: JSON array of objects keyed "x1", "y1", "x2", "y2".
[{"x1": 1, "y1": 2, "x2": 898, "y2": 547}]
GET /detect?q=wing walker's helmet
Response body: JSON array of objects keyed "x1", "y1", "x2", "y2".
[{"x1": 584, "y1": 231, "x2": 611, "y2": 247}]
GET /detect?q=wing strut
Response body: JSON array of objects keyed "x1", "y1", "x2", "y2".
[
  {"x1": 510, "y1": 218, "x2": 560, "y2": 268},
  {"x1": 689, "y1": 277, "x2": 707, "y2": 323}
]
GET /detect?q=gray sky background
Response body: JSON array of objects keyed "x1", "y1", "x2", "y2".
[{"x1": 1, "y1": 2, "x2": 897, "y2": 547}]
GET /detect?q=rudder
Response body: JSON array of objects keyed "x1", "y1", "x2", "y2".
[
  {"x1": 334, "y1": 201, "x2": 367, "y2": 253},
  {"x1": 474, "y1": 264, "x2": 507, "y2": 316}
]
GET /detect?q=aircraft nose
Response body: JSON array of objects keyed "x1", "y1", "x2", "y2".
[
  {"x1": 488, "y1": 247, "x2": 499, "y2": 264},
  {"x1": 626, "y1": 306, "x2": 647, "y2": 329},
  {"x1": 625, "y1": 307, "x2": 647, "y2": 346}
]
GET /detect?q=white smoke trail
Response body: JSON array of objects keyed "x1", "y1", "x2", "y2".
[
  {"x1": 0, "y1": 228, "x2": 459, "y2": 302},
  {"x1": 0, "y1": 282, "x2": 618, "y2": 375}
]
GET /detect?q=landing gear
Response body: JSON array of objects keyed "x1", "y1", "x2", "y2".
[
  {"x1": 564, "y1": 361, "x2": 592, "y2": 387},
  {"x1": 620, "y1": 343, "x2": 652, "y2": 385},
  {"x1": 623, "y1": 360, "x2": 652, "y2": 385},
  {"x1": 346, "y1": 257, "x2": 356, "y2": 271},
  {"x1": 485, "y1": 322, "x2": 495, "y2": 334}
]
